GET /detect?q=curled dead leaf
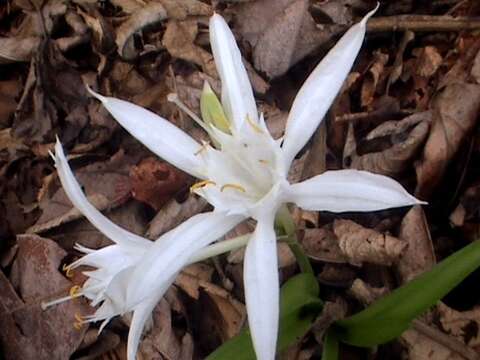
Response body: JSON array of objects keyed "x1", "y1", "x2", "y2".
[
  {"x1": 116, "y1": 2, "x2": 168, "y2": 60},
  {"x1": 333, "y1": 219, "x2": 407, "y2": 266},
  {"x1": 416, "y1": 83, "x2": 480, "y2": 198}
]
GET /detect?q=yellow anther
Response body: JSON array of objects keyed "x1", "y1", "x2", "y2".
[
  {"x1": 73, "y1": 313, "x2": 84, "y2": 330},
  {"x1": 194, "y1": 141, "x2": 210, "y2": 156},
  {"x1": 69, "y1": 285, "x2": 82, "y2": 298},
  {"x1": 190, "y1": 180, "x2": 216, "y2": 193},
  {"x1": 220, "y1": 183, "x2": 246, "y2": 193},
  {"x1": 62, "y1": 264, "x2": 74, "y2": 278},
  {"x1": 246, "y1": 115, "x2": 264, "y2": 134},
  {"x1": 258, "y1": 159, "x2": 269, "y2": 164}
]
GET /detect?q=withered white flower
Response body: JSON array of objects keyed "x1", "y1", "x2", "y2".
[{"x1": 48, "y1": 7, "x2": 423, "y2": 360}]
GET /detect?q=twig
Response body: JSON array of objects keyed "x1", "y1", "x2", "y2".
[
  {"x1": 412, "y1": 319, "x2": 480, "y2": 360},
  {"x1": 367, "y1": 15, "x2": 480, "y2": 32}
]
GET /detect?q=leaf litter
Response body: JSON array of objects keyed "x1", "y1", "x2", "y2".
[{"x1": 2, "y1": 0, "x2": 480, "y2": 359}]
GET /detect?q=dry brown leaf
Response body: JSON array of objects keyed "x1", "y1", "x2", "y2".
[
  {"x1": 28, "y1": 150, "x2": 136, "y2": 234},
  {"x1": 138, "y1": 298, "x2": 194, "y2": 360},
  {"x1": 130, "y1": 157, "x2": 187, "y2": 211},
  {"x1": 160, "y1": 0, "x2": 212, "y2": 20},
  {"x1": 414, "y1": 46, "x2": 443, "y2": 78},
  {"x1": 361, "y1": 51, "x2": 389, "y2": 108},
  {"x1": 234, "y1": 0, "x2": 342, "y2": 78},
  {"x1": 471, "y1": 48, "x2": 480, "y2": 84},
  {"x1": 401, "y1": 329, "x2": 464, "y2": 360},
  {"x1": 163, "y1": 20, "x2": 217, "y2": 77},
  {"x1": 333, "y1": 219, "x2": 407, "y2": 266},
  {"x1": 300, "y1": 227, "x2": 347, "y2": 263},
  {"x1": 0, "y1": 234, "x2": 90, "y2": 360},
  {"x1": 146, "y1": 195, "x2": 207, "y2": 239},
  {"x1": 345, "y1": 111, "x2": 432, "y2": 177},
  {"x1": 115, "y1": 2, "x2": 168, "y2": 60},
  {"x1": 397, "y1": 206, "x2": 435, "y2": 283},
  {"x1": 437, "y1": 302, "x2": 480, "y2": 348},
  {"x1": 0, "y1": 36, "x2": 40, "y2": 64},
  {"x1": 312, "y1": 299, "x2": 347, "y2": 344},
  {"x1": 416, "y1": 83, "x2": 480, "y2": 198}
]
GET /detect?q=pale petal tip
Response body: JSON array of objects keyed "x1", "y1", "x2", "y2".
[
  {"x1": 85, "y1": 85, "x2": 107, "y2": 103},
  {"x1": 361, "y1": 2, "x2": 380, "y2": 26}
]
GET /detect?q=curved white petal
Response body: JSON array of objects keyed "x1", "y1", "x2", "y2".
[
  {"x1": 209, "y1": 14, "x2": 258, "y2": 130},
  {"x1": 87, "y1": 88, "x2": 203, "y2": 178},
  {"x1": 244, "y1": 212, "x2": 279, "y2": 360},
  {"x1": 282, "y1": 5, "x2": 378, "y2": 169},
  {"x1": 54, "y1": 140, "x2": 151, "y2": 248},
  {"x1": 119, "y1": 212, "x2": 245, "y2": 308},
  {"x1": 288, "y1": 169, "x2": 425, "y2": 212},
  {"x1": 127, "y1": 276, "x2": 175, "y2": 360}
]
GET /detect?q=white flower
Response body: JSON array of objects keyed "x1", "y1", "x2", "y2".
[
  {"x1": 44, "y1": 141, "x2": 244, "y2": 359},
  {"x1": 49, "y1": 6, "x2": 423, "y2": 360}
]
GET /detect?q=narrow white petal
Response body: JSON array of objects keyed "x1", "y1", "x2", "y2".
[
  {"x1": 87, "y1": 88, "x2": 203, "y2": 178},
  {"x1": 127, "y1": 276, "x2": 175, "y2": 360},
  {"x1": 288, "y1": 169, "x2": 425, "y2": 212},
  {"x1": 121, "y1": 212, "x2": 244, "y2": 308},
  {"x1": 244, "y1": 212, "x2": 279, "y2": 360},
  {"x1": 209, "y1": 14, "x2": 258, "y2": 130},
  {"x1": 54, "y1": 140, "x2": 151, "y2": 248},
  {"x1": 282, "y1": 6, "x2": 378, "y2": 168}
]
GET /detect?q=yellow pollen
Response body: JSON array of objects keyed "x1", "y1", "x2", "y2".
[
  {"x1": 194, "y1": 141, "x2": 210, "y2": 156},
  {"x1": 190, "y1": 180, "x2": 216, "y2": 193},
  {"x1": 73, "y1": 313, "x2": 84, "y2": 330},
  {"x1": 258, "y1": 159, "x2": 269, "y2": 164},
  {"x1": 62, "y1": 264, "x2": 74, "y2": 278},
  {"x1": 69, "y1": 285, "x2": 82, "y2": 298},
  {"x1": 221, "y1": 183, "x2": 246, "y2": 193},
  {"x1": 246, "y1": 115, "x2": 264, "y2": 134}
]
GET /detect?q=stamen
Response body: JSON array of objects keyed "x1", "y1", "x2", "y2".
[
  {"x1": 73, "y1": 313, "x2": 85, "y2": 330},
  {"x1": 190, "y1": 180, "x2": 216, "y2": 193},
  {"x1": 69, "y1": 285, "x2": 82, "y2": 298},
  {"x1": 246, "y1": 115, "x2": 264, "y2": 134},
  {"x1": 258, "y1": 159, "x2": 269, "y2": 164},
  {"x1": 220, "y1": 184, "x2": 246, "y2": 193},
  {"x1": 63, "y1": 264, "x2": 74, "y2": 278}
]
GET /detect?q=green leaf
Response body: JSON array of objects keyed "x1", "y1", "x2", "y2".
[
  {"x1": 334, "y1": 240, "x2": 480, "y2": 347},
  {"x1": 322, "y1": 330, "x2": 339, "y2": 360},
  {"x1": 200, "y1": 81, "x2": 230, "y2": 133},
  {"x1": 207, "y1": 273, "x2": 323, "y2": 360}
]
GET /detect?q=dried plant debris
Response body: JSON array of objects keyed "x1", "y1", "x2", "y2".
[
  {"x1": 0, "y1": 235, "x2": 90, "y2": 360},
  {"x1": 333, "y1": 219, "x2": 407, "y2": 266},
  {"x1": 2, "y1": 0, "x2": 480, "y2": 358}
]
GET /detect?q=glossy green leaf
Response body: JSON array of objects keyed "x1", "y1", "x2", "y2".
[
  {"x1": 334, "y1": 240, "x2": 480, "y2": 347},
  {"x1": 207, "y1": 273, "x2": 323, "y2": 360}
]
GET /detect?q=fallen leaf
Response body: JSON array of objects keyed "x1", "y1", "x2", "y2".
[
  {"x1": 416, "y1": 83, "x2": 480, "y2": 198},
  {"x1": 333, "y1": 219, "x2": 408, "y2": 266},
  {"x1": 361, "y1": 51, "x2": 389, "y2": 108},
  {"x1": 0, "y1": 234, "x2": 90, "y2": 360},
  {"x1": 115, "y1": 2, "x2": 168, "y2": 60},
  {"x1": 397, "y1": 206, "x2": 436, "y2": 283},
  {"x1": 146, "y1": 195, "x2": 207, "y2": 239},
  {"x1": 345, "y1": 111, "x2": 432, "y2": 177},
  {"x1": 163, "y1": 19, "x2": 217, "y2": 77},
  {"x1": 233, "y1": 0, "x2": 343, "y2": 78},
  {"x1": 300, "y1": 227, "x2": 347, "y2": 263},
  {"x1": 27, "y1": 150, "x2": 136, "y2": 234}
]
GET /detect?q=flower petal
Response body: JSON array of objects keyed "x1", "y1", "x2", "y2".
[
  {"x1": 209, "y1": 14, "x2": 258, "y2": 130},
  {"x1": 288, "y1": 169, "x2": 425, "y2": 212},
  {"x1": 127, "y1": 277, "x2": 175, "y2": 360},
  {"x1": 120, "y1": 212, "x2": 244, "y2": 308},
  {"x1": 87, "y1": 88, "x2": 203, "y2": 178},
  {"x1": 54, "y1": 140, "x2": 151, "y2": 248},
  {"x1": 243, "y1": 212, "x2": 279, "y2": 360},
  {"x1": 281, "y1": 5, "x2": 378, "y2": 169}
]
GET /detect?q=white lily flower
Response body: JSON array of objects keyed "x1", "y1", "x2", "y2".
[
  {"x1": 57, "y1": 5, "x2": 421, "y2": 360},
  {"x1": 43, "y1": 140, "x2": 244, "y2": 359}
]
